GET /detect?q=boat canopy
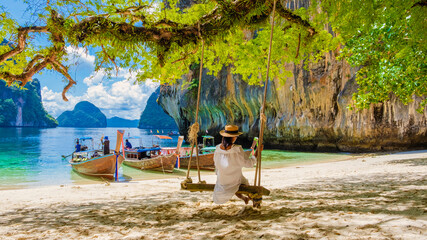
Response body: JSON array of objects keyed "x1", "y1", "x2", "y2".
[
  {"x1": 154, "y1": 135, "x2": 173, "y2": 140},
  {"x1": 136, "y1": 147, "x2": 161, "y2": 152},
  {"x1": 78, "y1": 137, "x2": 93, "y2": 140},
  {"x1": 201, "y1": 146, "x2": 216, "y2": 151},
  {"x1": 202, "y1": 135, "x2": 215, "y2": 148}
]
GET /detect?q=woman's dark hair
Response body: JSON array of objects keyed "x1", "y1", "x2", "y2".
[{"x1": 221, "y1": 137, "x2": 234, "y2": 150}]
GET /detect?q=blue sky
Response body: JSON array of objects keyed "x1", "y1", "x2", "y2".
[{"x1": 1, "y1": 0, "x2": 159, "y2": 120}]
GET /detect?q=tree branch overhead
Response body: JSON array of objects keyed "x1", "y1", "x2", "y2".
[{"x1": 1, "y1": 0, "x2": 318, "y2": 100}]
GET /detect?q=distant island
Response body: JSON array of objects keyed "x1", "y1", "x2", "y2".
[
  {"x1": 138, "y1": 87, "x2": 178, "y2": 129},
  {"x1": 107, "y1": 117, "x2": 139, "y2": 127},
  {"x1": 57, "y1": 101, "x2": 107, "y2": 128},
  {"x1": 0, "y1": 79, "x2": 57, "y2": 127},
  {"x1": 54, "y1": 88, "x2": 179, "y2": 129}
]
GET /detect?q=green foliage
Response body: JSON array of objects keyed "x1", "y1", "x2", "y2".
[
  {"x1": 22, "y1": 85, "x2": 59, "y2": 127},
  {"x1": 187, "y1": 78, "x2": 199, "y2": 91},
  {"x1": 323, "y1": 0, "x2": 426, "y2": 112},
  {"x1": 0, "y1": 79, "x2": 58, "y2": 127},
  {"x1": 0, "y1": 0, "x2": 425, "y2": 112},
  {"x1": 0, "y1": 99, "x2": 17, "y2": 126},
  {"x1": 0, "y1": 11, "x2": 38, "y2": 76}
]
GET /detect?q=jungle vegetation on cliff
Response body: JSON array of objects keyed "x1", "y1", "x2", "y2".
[
  {"x1": 0, "y1": 0, "x2": 425, "y2": 111},
  {"x1": 0, "y1": 79, "x2": 58, "y2": 127}
]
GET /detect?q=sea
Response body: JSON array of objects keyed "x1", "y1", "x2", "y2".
[{"x1": 0, "y1": 127, "x2": 353, "y2": 190}]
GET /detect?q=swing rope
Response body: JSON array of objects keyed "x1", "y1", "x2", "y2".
[
  {"x1": 181, "y1": 2, "x2": 276, "y2": 207},
  {"x1": 254, "y1": 0, "x2": 276, "y2": 187},
  {"x1": 185, "y1": 22, "x2": 204, "y2": 183}
]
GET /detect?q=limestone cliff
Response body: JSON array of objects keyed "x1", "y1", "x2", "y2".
[
  {"x1": 0, "y1": 79, "x2": 58, "y2": 127},
  {"x1": 158, "y1": 53, "x2": 427, "y2": 152},
  {"x1": 138, "y1": 87, "x2": 178, "y2": 129}
]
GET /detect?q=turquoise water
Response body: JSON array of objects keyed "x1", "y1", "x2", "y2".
[
  {"x1": 0, "y1": 127, "x2": 352, "y2": 190},
  {"x1": 0, "y1": 127, "x2": 181, "y2": 189}
]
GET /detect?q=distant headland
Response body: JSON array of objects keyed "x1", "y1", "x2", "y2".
[
  {"x1": 0, "y1": 79, "x2": 57, "y2": 128},
  {"x1": 57, "y1": 101, "x2": 107, "y2": 128}
]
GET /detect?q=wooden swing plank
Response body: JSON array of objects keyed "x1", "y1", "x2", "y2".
[{"x1": 183, "y1": 183, "x2": 270, "y2": 196}]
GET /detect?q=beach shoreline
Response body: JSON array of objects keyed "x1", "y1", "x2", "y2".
[
  {"x1": 0, "y1": 150, "x2": 426, "y2": 239},
  {"x1": 0, "y1": 150, "x2": 355, "y2": 191},
  {"x1": 0, "y1": 149, "x2": 360, "y2": 192}
]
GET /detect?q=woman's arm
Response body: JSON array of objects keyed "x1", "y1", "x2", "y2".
[{"x1": 238, "y1": 146, "x2": 256, "y2": 168}]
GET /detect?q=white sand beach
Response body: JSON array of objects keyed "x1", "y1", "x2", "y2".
[{"x1": 0, "y1": 151, "x2": 426, "y2": 240}]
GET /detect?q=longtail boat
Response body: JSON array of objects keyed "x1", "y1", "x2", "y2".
[
  {"x1": 70, "y1": 130, "x2": 125, "y2": 179},
  {"x1": 124, "y1": 151, "x2": 177, "y2": 173},
  {"x1": 123, "y1": 136, "x2": 184, "y2": 172},
  {"x1": 178, "y1": 152, "x2": 216, "y2": 170},
  {"x1": 178, "y1": 135, "x2": 216, "y2": 170}
]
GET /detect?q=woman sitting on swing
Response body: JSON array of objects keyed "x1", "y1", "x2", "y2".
[{"x1": 213, "y1": 125, "x2": 261, "y2": 205}]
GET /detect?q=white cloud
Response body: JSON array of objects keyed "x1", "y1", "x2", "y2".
[
  {"x1": 65, "y1": 46, "x2": 95, "y2": 66},
  {"x1": 83, "y1": 69, "x2": 107, "y2": 86},
  {"x1": 41, "y1": 86, "x2": 82, "y2": 117},
  {"x1": 41, "y1": 71, "x2": 160, "y2": 120},
  {"x1": 146, "y1": 2, "x2": 160, "y2": 15},
  {"x1": 83, "y1": 67, "x2": 159, "y2": 91},
  {"x1": 83, "y1": 68, "x2": 136, "y2": 86}
]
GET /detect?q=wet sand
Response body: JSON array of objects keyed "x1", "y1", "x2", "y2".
[{"x1": 0, "y1": 150, "x2": 425, "y2": 239}]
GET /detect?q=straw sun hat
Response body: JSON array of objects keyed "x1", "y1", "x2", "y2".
[{"x1": 219, "y1": 125, "x2": 243, "y2": 137}]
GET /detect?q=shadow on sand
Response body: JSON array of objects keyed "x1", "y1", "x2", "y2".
[{"x1": 1, "y1": 159, "x2": 426, "y2": 239}]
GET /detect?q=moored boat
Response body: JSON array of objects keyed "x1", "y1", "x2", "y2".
[
  {"x1": 124, "y1": 150, "x2": 178, "y2": 173},
  {"x1": 168, "y1": 130, "x2": 180, "y2": 136},
  {"x1": 178, "y1": 135, "x2": 216, "y2": 170},
  {"x1": 123, "y1": 136, "x2": 184, "y2": 172},
  {"x1": 178, "y1": 152, "x2": 215, "y2": 170},
  {"x1": 70, "y1": 130, "x2": 125, "y2": 179},
  {"x1": 71, "y1": 154, "x2": 125, "y2": 178}
]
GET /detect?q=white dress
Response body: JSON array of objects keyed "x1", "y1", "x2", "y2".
[{"x1": 213, "y1": 144, "x2": 256, "y2": 204}]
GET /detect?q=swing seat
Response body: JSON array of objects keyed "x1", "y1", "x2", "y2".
[
  {"x1": 182, "y1": 182, "x2": 270, "y2": 208},
  {"x1": 181, "y1": 183, "x2": 270, "y2": 196}
]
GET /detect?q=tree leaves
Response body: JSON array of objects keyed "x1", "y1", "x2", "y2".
[
  {"x1": 326, "y1": 0, "x2": 426, "y2": 112},
  {"x1": 0, "y1": 0, "x2": 425, "y2": 112}
]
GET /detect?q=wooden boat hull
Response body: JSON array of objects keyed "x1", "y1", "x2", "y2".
[
  {"x1": 179, "y1": 152, "x2": 215, "y2": 170},
  {"x1": 161, "y1": 147, "x2": 192, "y2": 155},
  {"x1": 70, "y1": 154, "x2": 125, "y2": 179},
  {"x1": 124, "y1": 154, "x2": 177, "y2": 173}
]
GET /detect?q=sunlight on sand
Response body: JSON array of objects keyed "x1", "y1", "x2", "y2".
[{"x1": 0, "y1": 151, "x2": 425, "y2": 239}]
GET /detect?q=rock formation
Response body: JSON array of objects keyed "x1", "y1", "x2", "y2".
[
  {"x1": 57, "y1": 101, "x2": 107, "y2": 128},
  {"x1": 158, "y1": 52, "x2": 427, "y2": 152},
  {"x1": 0, "y1": 79, "x2": 58, "y2": 127},
  {"x1": 138, "y1": 87, "x2": 178, "y2": 129}
]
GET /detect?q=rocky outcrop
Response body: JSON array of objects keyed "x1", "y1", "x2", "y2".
[
  {"x1": 138, "y1": 87, "x2": 178, "y2": 129},
  {"x1": 107, "y1": 117, "x2": 139, "y2": 127},
  {"x1": 158, "y1": 53, "x2": 427, "y2": 152},
  {"x1": 57, "y1": 101, "x2": 107, "y2": 128},
  {"x1": 0, "y1": 79, "x2": 58, "y2": 127}
]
